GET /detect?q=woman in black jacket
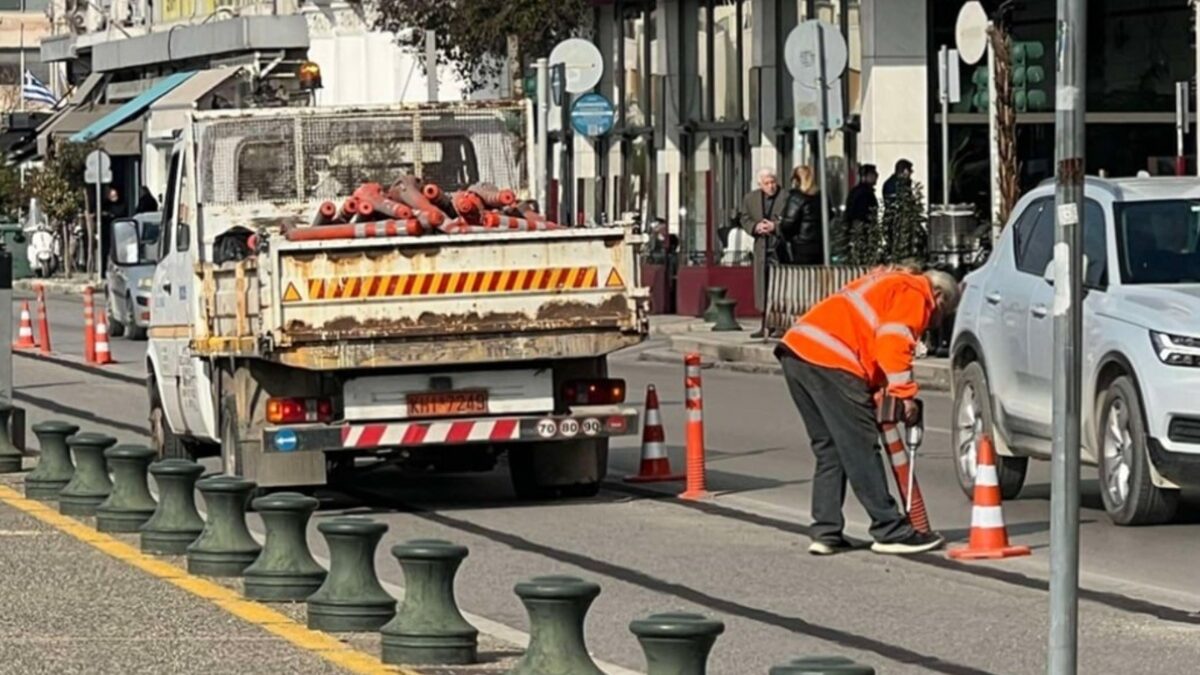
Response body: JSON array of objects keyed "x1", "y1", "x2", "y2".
[{"x1": 779, "y1": 165, "x2": 825, "y2": 265}]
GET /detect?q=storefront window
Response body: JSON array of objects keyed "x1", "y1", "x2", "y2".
[{"x1": 685, "y1": 133, "x2": 713, "y2": 265}]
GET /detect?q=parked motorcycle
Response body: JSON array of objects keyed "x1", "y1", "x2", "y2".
[{"x1": 23, "y1": 198, "x2": 60, "y2": 279}]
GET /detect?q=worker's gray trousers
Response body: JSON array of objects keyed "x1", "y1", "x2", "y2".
[{"x1": 778, "y1": 349, "x2": 914, "y2": 544}]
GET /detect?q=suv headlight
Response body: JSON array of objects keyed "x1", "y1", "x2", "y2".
[
  {"x1": 138, "y1": 277, "x2": 153, "y2": 290},
  {"x1": 1151, "y1": 331, "x2": 1200, "y2": 367}
]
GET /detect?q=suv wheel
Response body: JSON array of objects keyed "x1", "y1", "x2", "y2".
[
  {"x1": 1097, "y1": 376, "x2": 1178, "y2": 526},
  {"x1": 952, "y1": 361, "x2": 1028, "y2": 500}
]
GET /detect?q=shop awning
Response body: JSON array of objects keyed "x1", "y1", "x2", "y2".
[
  {"x1": 69, "y1": 71, "x2": 194, "y2": 144},
  {"x1": 40, "y1": 105, "x2": 143, "y2": 156},
  {"x1": 146, "y1": 67, "x2": 239, "y2": 140}
]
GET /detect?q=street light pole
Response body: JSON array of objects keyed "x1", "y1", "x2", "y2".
[{"x1": 1049, "y1": 1, "x2": 1086, "y2": 673}]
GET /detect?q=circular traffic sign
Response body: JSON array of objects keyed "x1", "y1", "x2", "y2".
[
  {"x1": 784, "y1": 21, "x2": 848, "y2": 88},
  {"x1": 570, "y1": 93, "x2": 616, "y2": 137},
  {"x1": 955, "y1": 1, "x2": 989, "y2": 65},
  {"x1": 549, "y1": 38, "x2": 605, "y2": 94}
]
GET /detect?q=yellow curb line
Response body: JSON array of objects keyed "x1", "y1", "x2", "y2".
[{"x1": 0, "y1": 485, "x2": 419, "y2": 675}]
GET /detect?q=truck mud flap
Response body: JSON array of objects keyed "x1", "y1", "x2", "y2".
[{"x1": 263, "y1": 412, "x2": 639, "y2": 454}]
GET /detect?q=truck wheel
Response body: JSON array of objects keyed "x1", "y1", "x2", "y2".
[
  {"x1": 952, "y1": 360, "x2": 1027, "y2": 500},
  {"x1": 1097, "y1": 376, "x2": 1179, "y2": 526},
  {"x1": 220, "y1": 396, "x2": 255, "y2": 478},
  {"x1": 508, "y1": 440, "x2": 608, "y2": 500},
  {"x1": 149, "y1": 379, "x2": 191, "y2": 460}
]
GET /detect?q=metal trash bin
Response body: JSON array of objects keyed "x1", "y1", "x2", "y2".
[
  {"x1": 927, "y1": 204, "x2": 980, "y2": 275},
  {"x1": 0, "y1": 224, "x2": 31, "y2": 280}
]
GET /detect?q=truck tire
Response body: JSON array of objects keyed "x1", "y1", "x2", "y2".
[
  {"x1": 1097, "y1": 376, "x2": 1179, "y2": 526},
  {"x1": 220, "y1": 395, "x2": 257, "y2": 479},
  {"x1": 508, "y1": 439, "x2": 609, "y2": 500},
  {"x1": 149, "y1": 378, "x2": 191, "y2": 460}
]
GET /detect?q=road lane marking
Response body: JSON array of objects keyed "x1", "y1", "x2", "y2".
[{"x1": 0, "y1": 485, "x2": 414, "y2": 675}]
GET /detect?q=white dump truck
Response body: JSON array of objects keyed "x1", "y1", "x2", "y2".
[{"x1": 146, "y1": 104, "x2": 648, "y2": 497}]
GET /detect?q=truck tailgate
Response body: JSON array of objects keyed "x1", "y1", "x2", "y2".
[{"x1": 271, "y1": 228, "x2": 643, "y2": 344}]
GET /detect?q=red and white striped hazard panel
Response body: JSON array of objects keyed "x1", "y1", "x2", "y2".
[{"x1": 341, "y1": 419, "x2": 521, "y2": 448}]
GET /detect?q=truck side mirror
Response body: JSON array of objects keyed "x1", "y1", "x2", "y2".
[{"x1": 112, "y1": 219, "x2": 139, "y2": 266}]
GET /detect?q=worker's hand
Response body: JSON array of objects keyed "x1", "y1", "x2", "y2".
[
  {"x1": 754, "y1": 220, "x2": 776, "y2": 236},
  {"x1": 902, "y1": 399, "x2": 921, "y2": 424}
]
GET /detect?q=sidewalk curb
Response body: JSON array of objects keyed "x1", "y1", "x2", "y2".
[{"x1": 643, "y1": 341, "x2": 953, "y2": 392}]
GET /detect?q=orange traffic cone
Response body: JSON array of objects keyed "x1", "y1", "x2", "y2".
[
  {"x1": 626, "y1": 385, "x2": 683, "y2": 483},
  {"x1": 948, "y1": 435, "x2": 1030, "y2": 560},
  {"x1": 12, "y1": 302, "x2": 35, "y2": 349},
  {"x1": 94, "y1": 309, "x2": 114, "y2": 365}
]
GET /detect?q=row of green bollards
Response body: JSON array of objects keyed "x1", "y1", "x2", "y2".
[
  {"x1": 17, "y1": 418, "x2": 875, "y2": 673},
  {"x1": 702, "y1": 286, "x2": 743, "y2": 332}
]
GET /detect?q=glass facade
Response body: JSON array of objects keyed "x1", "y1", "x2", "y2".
[{"x1": 930, "y1": 0, "x2": 1196, "y2": 216}]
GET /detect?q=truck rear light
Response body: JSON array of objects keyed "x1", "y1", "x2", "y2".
[
  {"x1": 562, "y1": 379, "x2": 626, "y2": 406},
  {"x1": 266, "y1": 397, "x2": 333, "y2": 424}
]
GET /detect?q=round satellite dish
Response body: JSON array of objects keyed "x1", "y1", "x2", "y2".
[
  {"x1": 955, "y1": 1, "x2": 989, "y2": 65},
  {"x1": 784, "y1": 21, "x2": 848, "y2": 88},
  {"x1": 549, "y1": 38, "x2": 605, "y2": 94}
]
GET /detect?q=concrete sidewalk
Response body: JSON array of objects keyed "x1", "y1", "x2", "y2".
[
  {"x1": 645, "y1": 315, "x2": 952, "y2": 390},
  {"x1": 0, "y1": 472, "x2": 521, "y2": 675},
  {"x1": 15, "y1": 276, "x2": 101, "y2": 295}
]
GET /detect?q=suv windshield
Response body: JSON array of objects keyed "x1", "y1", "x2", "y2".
[{"x1": 1115, "y1": 200, "x2": 1200, "y2": 284}]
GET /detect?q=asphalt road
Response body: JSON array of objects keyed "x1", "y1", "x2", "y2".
[{"x1": 10, "y1": 292, "x2": 1200, "y2": 674}]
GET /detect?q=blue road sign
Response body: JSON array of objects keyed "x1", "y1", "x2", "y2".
[{"x1": 570, "y1": 93, "x2": 616, "y2": 137}]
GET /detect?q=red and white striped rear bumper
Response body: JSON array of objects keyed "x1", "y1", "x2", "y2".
[{"x1": 262, "y1": 409, "x2": 639, "y2": 454}]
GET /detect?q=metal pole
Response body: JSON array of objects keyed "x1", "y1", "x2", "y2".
[
  {"x1": 987, "y1": 28, "x2": 999, "y2": 235},
  {"x1": 536, "y1": 58, "x2": 549, "y2": 212},
  {"x1": 561, "y1": 81, "x2": 574, "y2": 226},
  {"x1": 816, "y1": 25, "x2": 831, "y2": 265},
  {"x1": 1176, "y1": 82, "x2": 1187, "y2": 177},
  {"x1": 0, "y1": 247, "x2": 11, "y2": 405},
  {"x1": 425, "y1": 29, "x2": 438, "y2": 103},
  {"x1": 940, "y1": 45, "x2": 951, "y2": 206},
  {"x1": 1049, "y1": 1, "x2": 1085, "y2": 673},
  {"x1": 95, "y1": 179, "x2": 102, "y2": 279},
  {"x1": 19, "y1": 24, "x2": 25, "y2": 113}
]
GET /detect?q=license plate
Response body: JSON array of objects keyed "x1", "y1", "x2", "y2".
[{"x1": 407, "y1": 390, "x2": 488, "y2": 417}]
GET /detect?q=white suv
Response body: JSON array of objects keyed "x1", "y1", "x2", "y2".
[{"x1": 951, "y1": 177, "x2": 1200, "y2": 525}]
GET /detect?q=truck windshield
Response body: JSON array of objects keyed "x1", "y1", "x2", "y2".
[{"x1": 1115, "y1": 200, "x2": 1200, "y2": 284}]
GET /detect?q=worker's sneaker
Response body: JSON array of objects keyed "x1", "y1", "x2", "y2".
[
  {"x1": 807, "y1": 538, "x2": 853, "y2": 556},
  {"x1": 870, "y1": 532, "x2": 945, "y2": 555}
]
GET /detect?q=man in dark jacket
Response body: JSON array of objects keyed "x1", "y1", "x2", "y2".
[
  {"x1": 739, "y1": 169, "x2": 788, "y2": 337},
  {"x1": 844, "y1": 164, "x2": 880, "y2": 225},
  {"x1": 882, "y1": 159, "x2": 913, "y2": 206}
]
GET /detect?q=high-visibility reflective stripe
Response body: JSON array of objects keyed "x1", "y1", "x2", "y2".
[
  {"x1": 887, "y1": 370, "x2": 913, "y2": 384},
  {"x1": 882, "y1": 427, "x2": 902, "y2": 444},
  {"x1": 686, "y1": 386, "x2": 702, "y2": 401},
  {"x1": 975, "y1": 464, "x2": 999, "y2": 487},
  {"x1": 889, "y1": 450, "x2": 909, "y2": 467},
  {"x1": 877, "y1": 322, "x2": 915, "y2": 340},
  {"x1": 840, "y1": 289, "x2": 879, "y2": 329},
  {"x1": 795, "y1": 323, "x2": 858, "y2": 364},
  {"x1": 687, "y1": 409, "x2": 703, "y2": 422},
  {"x1": 970, "y1": 505, "x2": 1006, "y2": 529}
]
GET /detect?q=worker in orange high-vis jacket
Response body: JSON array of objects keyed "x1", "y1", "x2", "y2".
[{"x1": 776, "y1": 265, "x2": 960, "y2": 556}]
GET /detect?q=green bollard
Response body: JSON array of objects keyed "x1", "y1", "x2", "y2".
[
  {"x1": 140, "y1": 459, "x2": 206, "y2": 555},
  {"x1": 96, "y1": 445, "x2": 158, "y2": 533},
  {"x1": 701, "y1": 287, "x2": 728, "y2": 323},
  {"x1": 24, "y1": 421, "x2": 80, "y2": 500},
  {"x1": 58, "y1": 433, "x2": 117, "y2": 516},
  {"x1": 243, "y1": 492, "x2": 327, "y2": 601},
  {"x1": 307, "y1": 517, "x2": 396, "y2": 632},
  {"x1": 0, "y1": 403, "x2": 22, "y2": 473},
  {"x1": 711, "y1": 298, "x2": 742, "y2": 332},
  {"x1": 630, "y1": 612, "x2": 725, "y2": 675},
  {"x1": 381, "y1": 539, "x2": 478, "y2": 665},
  {"x1": 768, "y1": 657, "x2": 876, "y2": 674},
  {"x1": 187, "y1": 475, "x2": 262, "y2": 577},
  {"x1": 510, "y1": 575, "x2": 604, "y2": 675}
]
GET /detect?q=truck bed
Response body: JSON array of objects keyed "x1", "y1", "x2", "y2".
[{"x1": 195, "y1": 226, "x2": 648, "y2": 370}]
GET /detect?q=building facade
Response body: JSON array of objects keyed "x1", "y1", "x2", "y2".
[{"x1": 584, "y1": 0, "x2": 1197, "y2": 315}]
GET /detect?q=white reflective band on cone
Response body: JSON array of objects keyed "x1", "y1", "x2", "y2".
[
  {"x1": 645, "y1": 409, "x2": 662, "y2": 427},
  {"x1": 970, "y1": 505, "x2": 1005, "y2": 529},
  {"x1": 975, "y1": 464, "x2": 999, "y2": 487},
  {"x1": 642, "y1": 441, "x2": 667, "y2": 459},
  {"x1": 882, "y1": 427, "x2": 902, "y2": 444},
  {"x1": 889, "y1": 450, "x2": 909, "y2": 467},
  {"x1": 686, "y1": 387, "x2": 702, "y2": 401},
  {"x1": 687, "y1": 409, "x2": 703, "y2": 422}
]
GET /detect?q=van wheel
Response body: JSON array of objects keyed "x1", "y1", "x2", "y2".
[
  {"x1": 149, "y1": 378, "x2": 191, "y2": 460},
  {"x1": 1098, "y1": 376, "x2": 1178, "y2": 526},
  {"x1": 127, "y1": 294, "x2": 147, "y2": 340},
  {"x1": 508, "y1": 440, "x2": 608, "y2": 500},
  {"x1": 952, "y1": 361, "x2": 1027, "y2": 500}
]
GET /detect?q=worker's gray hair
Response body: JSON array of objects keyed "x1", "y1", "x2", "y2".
[
  {"x1": 757, "y1": 168, "x2": 778, "y2": 182},
  {"x1": 924, "y1": 269, "x2": 960, "y2": 314}
]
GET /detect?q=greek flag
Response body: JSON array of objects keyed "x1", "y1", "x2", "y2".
[{"x1": 22, "y1": 70, "x2": 56, "y2": 107}]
